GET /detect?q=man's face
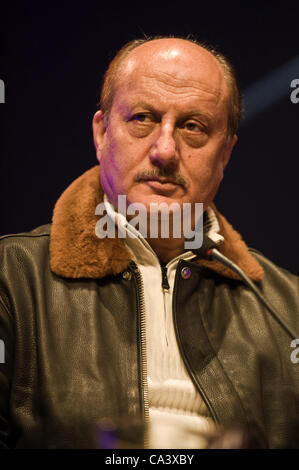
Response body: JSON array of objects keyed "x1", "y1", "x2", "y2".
[{"x1": 93, "y1": 39, "x2": 237, "y2": 213}]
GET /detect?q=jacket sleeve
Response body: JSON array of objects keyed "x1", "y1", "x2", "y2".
[{"x1": 0, "y1": 292, "x2": 15, "y2": 448}]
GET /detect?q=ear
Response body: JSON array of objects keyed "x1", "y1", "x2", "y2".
[
  {"x1": 92, "y1": 110, "x2": 107, "y2": 164},
  {"x1": 222, "y1": 134, "x2": 238, "y2": 169}
]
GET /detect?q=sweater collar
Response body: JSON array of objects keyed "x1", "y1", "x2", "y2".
[{"x1": 49, "y1": 165, "x2": 264, "y2": 281}]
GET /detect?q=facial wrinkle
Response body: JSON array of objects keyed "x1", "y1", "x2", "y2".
[{"x1": 150, "y1": 68, "x2": 224, "y2": 98}]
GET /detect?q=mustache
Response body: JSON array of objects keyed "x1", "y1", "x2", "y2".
[{"x1": 135, "y1": 169, "x2": 188, "y2": 189}]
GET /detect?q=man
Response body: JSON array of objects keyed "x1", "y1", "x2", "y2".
[{"x1": 0, "y1": 36, "x2": 298, "y2": 449}]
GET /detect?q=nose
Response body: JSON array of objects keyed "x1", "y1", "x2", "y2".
[{"x1": 149, "y1": 125, "x2": 179, "y2": 170}]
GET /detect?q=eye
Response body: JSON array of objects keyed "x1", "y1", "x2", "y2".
[
  {"x1": 182, "y1": 120, "x2": 205, "y2": 133},
  {"x1": 131, "y1": 113, "x2": 153, "y2": 123},
  {"x1": 179, "y1": 119, "x2": 208, "y2": 148},
  {"x1": 127, "y1": 112, "x2": 156, "y2": 138}
]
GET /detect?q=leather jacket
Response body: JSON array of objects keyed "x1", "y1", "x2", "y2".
[{"x1": 0, "y1": 166, "x2": 299, "y2": 449}]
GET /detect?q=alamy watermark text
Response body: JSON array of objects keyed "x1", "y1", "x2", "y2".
[
  {"x1": 0, "y1": 80, "x2": 5, "y2": 104},
  {"x1": 290, "y1": 79, "x2": 299, "y2": 104},
  {"x1": 0, "y1": 339, "x2": 4, "y2": 363},
  {"x1": 290, "y1": 339, "x2": 299, "y2": 364},
  {"x1": 95, "y1": 195, "x2": 203, "y2": 249}
]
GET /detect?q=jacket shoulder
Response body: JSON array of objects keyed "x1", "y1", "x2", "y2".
[
  {"x1": 0, "y1": 224, "x2": 52, "y2": 269},
  {"x1": 0, "y1": 224, "x2": 52, "y2": 312},
  {"x1": 249, "y1": 248, "x2": 299, "y2": 336},
  {"x1": 0, "y1": 224, "x2": 51, "y2": 242},
  {"x1": 249, "y1": 248, "x2": 299, "y2": 283}
]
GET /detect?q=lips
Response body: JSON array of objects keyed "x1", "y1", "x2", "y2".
[
  {"x1": 138, "y1": 177, "x2": 183, "y2": 196},
  {"x1": 139, "y1": 176, "x2": 179, "y2": 186}
]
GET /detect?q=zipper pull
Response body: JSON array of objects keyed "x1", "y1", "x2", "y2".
[
  {"x1": 161, "y1": 265, "x2": 170, "y2": 290},
  {"x1": 128, "y1": 260, "x2": 139, "y2": 273}
]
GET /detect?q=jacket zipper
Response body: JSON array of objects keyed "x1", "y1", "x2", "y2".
[
  {"x1": 129, "y1": 261, "x2": 150, "y2": 448},
  {"x1": 172, "y1": 260, "x2": 220, "y2": 426},
  {"x1": 161, "y1": 264, "x2": 170, "y2": 290},
  {"x1": 160, "y1": 264, "x2": 170, "y2": 346}
]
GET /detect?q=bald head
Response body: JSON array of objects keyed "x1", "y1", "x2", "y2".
[
  {"x1": 99, "y1": 36, "x2": 242, "y2": 139},
  {"x1": 121, "y1": 38, "x2": 225, "y2": 82},
  {"x1": 121, "y1": 38, "x2": 227, "y2": 104}
]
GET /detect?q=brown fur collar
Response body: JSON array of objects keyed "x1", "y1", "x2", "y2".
[{"x1": 50, "y1": 166, "x2": 264, "y2": 281}]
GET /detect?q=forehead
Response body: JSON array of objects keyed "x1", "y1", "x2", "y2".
[{"x1": 113, "y1": 40, "x2": 228, "y2": 114}]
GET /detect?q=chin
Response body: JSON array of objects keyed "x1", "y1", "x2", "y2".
[{"x1": 140, "y1": 195, "x2": 183, "y2": 209}]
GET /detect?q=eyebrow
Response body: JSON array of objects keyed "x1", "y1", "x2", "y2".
[{"x1": 129, "y1": 101, "x2": 158, "y2": 114}]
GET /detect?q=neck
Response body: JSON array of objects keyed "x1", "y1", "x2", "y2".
[{"x1": 145, "y1": 236, "x2": 186, "y2": 264}]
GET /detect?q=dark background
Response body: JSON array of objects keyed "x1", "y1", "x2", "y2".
[{"x1": 0, "y1": 2, "x2": 298, "y2": 274}]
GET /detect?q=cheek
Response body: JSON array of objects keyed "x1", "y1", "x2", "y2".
[
  {"x1": 99, "y1": 137, "x2": 142, "y2": 197},
  {"x1": 189, "y1": 158, "x2": 223, "y2": 183},
  {"x1": 187, "y1": 141, "x2": 226, "y2": 182},
  {"x1": 188, "y1": 159, "x2": 224, "y2": 203},
  {"x1": 205, "y1": 166, "x2": 224, "y2": 203},
  {"x1": 104, "y1": 126, "x2": 145, "y2": 169}
]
